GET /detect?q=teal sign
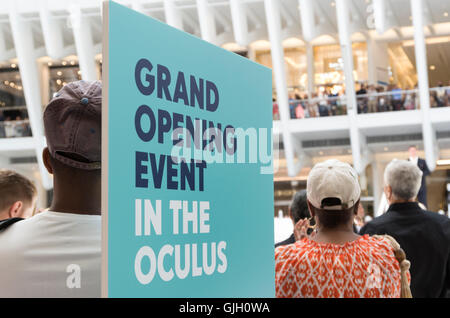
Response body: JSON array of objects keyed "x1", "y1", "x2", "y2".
[{"x1": 102, "y1": 1, "x2": 274, "y2": 297}]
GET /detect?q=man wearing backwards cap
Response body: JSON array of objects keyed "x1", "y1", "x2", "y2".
[
  {"x1": 275, "y1": 159, "x2": 407, "y2": 298},
  {"x1": 0, "y1": 80, "x2": 101, "y2": 298}
]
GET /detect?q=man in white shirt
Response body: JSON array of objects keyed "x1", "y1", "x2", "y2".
[{"x1": 0, "y1": 80, "x2": 102, "y2": 297}]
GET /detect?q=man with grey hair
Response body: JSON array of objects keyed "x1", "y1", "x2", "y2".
[{"x1": 360, "y1": 159, "x2": 450, "y2": 298}]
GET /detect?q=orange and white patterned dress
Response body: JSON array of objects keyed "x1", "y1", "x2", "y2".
[{"x1": 275, "y1": 235, "x2": 407, "y2": 298}]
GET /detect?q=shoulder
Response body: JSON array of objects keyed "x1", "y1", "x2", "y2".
[
  {"x1": 360, "y1": 214, "x2": 391, "y2": 233},
  {"x1": 365, "y1": 234, "x2": 395, "y2": 250},
  {"x1": 368, "y1": 213, "x2": 392, "y2": 225},
  {"x1": 422, "y1": 210, "x2": 450, "y2": 232},
  {"x1": 362, "y1": 235, "x2": 401, "y2": 266},
  {"x1": 0, "y1": 217, "x2": 37, "y2": 270},
  {"x1": 275, "y1": 239, "x2": 309, "y2": 262},
  {"x1": 418, "y1": 209, "x2": 450, "y2": 227},
  {"x1": 275, "y1": 242, "x2": 295, "y2": 259},
  {"x1": 0, "y1": 218, "x2": 24, "y2": 233},
  {"x1": 0, "y1": 216, "x2": 34, "y2": 236},
  {"x1": 0, "y1": 215, "x2": 42, "y2": 249},
  {"x1": 422, "y1": 209, "x2": 449, "y2": 221},
  {"x1": 275, "y1": 234, "x2": 295, "y2": 248}
]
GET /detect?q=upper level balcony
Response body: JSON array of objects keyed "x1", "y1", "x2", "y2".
[
  {"x1": 272, "y1": 85, "x2": 450, "y2": 193},
  {"x1": 273, "y1": 86, "x2": 450, "y2": 139}
]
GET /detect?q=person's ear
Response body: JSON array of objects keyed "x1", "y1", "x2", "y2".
[
  {"x1": 384, "y1": 185, "x2": 392, "y2": 201},
  {"x1": 42, "y1": 147, "x2": 54, "y2": 175},
  {"x1": 8, "y1": 201, "x2": 23, "y2": 218}
]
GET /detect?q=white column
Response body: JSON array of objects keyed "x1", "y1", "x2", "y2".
[
  {"x1": 411, "y1": 0, "x2": 436, "y2": 172},
  {"x1": 70, "y1": 5, "x2": 97, "y2": 81},
  {"x1": 298, "y1": 0, "x2": 315, "y2": 42},
  {"x1": 229, "y1": 0, "x2": 249, "y2": 46},
  {"x1": 164, "y1": 0, "x2": 183, "y2": 30},
  {"x1": 335, "y1": 0, "x2": 363, "y2": 174},
  {"x1": 8, "y1": 3, "x2": 52, "y2": 190},
  {"x1": 131, "y1": 0, "x2": 146, "y2": 14},
  {"x1": 373, "y1": 0, "x2": 388, "y2": 34},
  {"x1": 371, "y1": 161, "x2": 382, "y2": 217},
  {"x1": 196, "y1": 0, "x2": 216, "y2": 44},
  {"x1": 306, "y1": 42, "x2": 314, "y2": 98},
  {"x1": 39, "y1": 2, "x2": 65, "y2": 59},
  {"x1": 264, "y1": 0, "x2": 297, "y2": 177}
]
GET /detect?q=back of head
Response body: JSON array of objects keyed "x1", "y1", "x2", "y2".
[
  {"x1": 0, "y1": 169, "x2": 37, "y2": 218},
  {"x1": 307, "y1": 159, "x2": 361, "y2": 229},
  {"x1": 290, "y1": 190, "x2": 309, "y2": 223},
  {"x1": 43, "y1": 80, "x2": 102, "y2": 178},
  {"x1": 384, "y1": 159, "x2": 422, "y2": 201},
  {"x1": 43, "y1": 80, "x2": 102, "y2": 215}
]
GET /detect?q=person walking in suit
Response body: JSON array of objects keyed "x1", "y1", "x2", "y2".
[{"x1": 408, "y1": 146, "x2": 430, "y2": 208}]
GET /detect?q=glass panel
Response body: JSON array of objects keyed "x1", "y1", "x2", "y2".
[
  {"x1": 48, "y1": 62, "x2": 81, "y2": 100},
  {"x1": 0, "y1": 66, "x2": 32, "y2": 138},
  {"x1": 0, "y1": 120, "x2": 32, "y2": 138},
  {"x1": 313, "y1": 42, "x2": 367, "y2": 98}
]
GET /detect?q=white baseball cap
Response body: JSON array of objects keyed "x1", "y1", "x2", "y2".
[{"x1": 307, "y1": 159, "x2": 361, "y2": 210}]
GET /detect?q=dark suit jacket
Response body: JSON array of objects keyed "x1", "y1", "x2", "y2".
[
  {"x1": 409, "y1": 158, "x2": 430, "y2": 206},
  {"x1": 360, "y1": 202, "x2": 450, "y2": 298},
  {"x1": 275, "y1": 233, "x2": 295, "y2": 248}
]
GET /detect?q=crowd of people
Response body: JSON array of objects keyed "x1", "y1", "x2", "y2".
[
  {"x1": 0, "y1": 110, "x2": 32, "y2": 138},
  {"x1": 272, "y1": 90, "x2": 347, "y2": 120},
  {"x1": 275, "y1": 157, "x2": 450, "y2": 298},
  {"x1": 272, "y1": 80, "x2": 450, "y2": 120},
  {"x1": 0, "y1": 79, "x2": 449, "y2": 298}
]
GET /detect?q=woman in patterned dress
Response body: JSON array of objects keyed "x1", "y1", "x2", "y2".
[{"x1": 275, "y1": 159, "x2": 411, "y2": 298}]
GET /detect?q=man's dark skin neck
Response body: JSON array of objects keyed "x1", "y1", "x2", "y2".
[
  {"x1": 50, "y1": 174, "x2": 101, "y2": 216},
  {"x1": 43, "y1": 147, "x2": 101, "y2": 216}
]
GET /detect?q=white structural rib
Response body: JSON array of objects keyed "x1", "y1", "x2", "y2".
[
  {"x1": 39, "y1": 2, "x2": 74, "y2": 59},
  {"x1": 70, "y1": 4, "x2": 97, "y2": 81},
  {"x1": 8, "y1": 1, "x2": 52, "y2": 189},
  {"x1": 264, "y1": 0, "x2": 298, "y2": 177},
  {"x1": 336, "y1": 0, "x2": 365, "y2": 175},
  {"x1": 164, "y1": 0, "x2": 183, "y2": 30},
  {"x1": 411, "y1": 0, "x2": 436, "y2": 171}
]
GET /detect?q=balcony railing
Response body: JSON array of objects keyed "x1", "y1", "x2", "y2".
[
  {"x1": 355, "y1": 86, "x2": 450, "y2": 114},
  {"x1": 0, "y1": 119, "x2": 32, "y2": 138},
  {"x1": 273, "y1": 86, "x2": 450, "y2": 120},
  {"x1": 273, "y1": 95, "x2": 348, "y2": 120}
]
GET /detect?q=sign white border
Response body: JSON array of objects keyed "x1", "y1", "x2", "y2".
[{"x1": 101, "y1": 0, "x2": 109, "y2": 298}]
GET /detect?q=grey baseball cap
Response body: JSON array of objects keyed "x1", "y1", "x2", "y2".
[{"x1": 43, "y1": 80, "x2": 101, "y2": 170}]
